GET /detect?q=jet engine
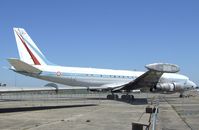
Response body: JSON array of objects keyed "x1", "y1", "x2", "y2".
[{"x1": 153, "y1": 83, "x2": 184, "y2": 92}]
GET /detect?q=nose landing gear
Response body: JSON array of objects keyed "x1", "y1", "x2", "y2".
[{"x1": 179, "y1": 92, "x2": 185, "y2": 98}]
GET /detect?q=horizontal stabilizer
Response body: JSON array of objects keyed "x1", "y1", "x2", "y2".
[
  {"x1": 145, "y1": 63, "x2": 180, "y2": 73},
  {"x1": 7, "y1": 58, "x2": 42, "y2": 74}
]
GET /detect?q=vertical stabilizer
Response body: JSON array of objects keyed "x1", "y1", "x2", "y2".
[{"x1": 13, "y1": 28, "x2": 51, "y2": 65}]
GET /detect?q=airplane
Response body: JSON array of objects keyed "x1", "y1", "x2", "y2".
[{"x1": 7, "y1": 28, "x2": 197, "y2": 100}]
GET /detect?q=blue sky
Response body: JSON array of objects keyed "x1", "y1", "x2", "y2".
[{"x1": 0, "y1": 0, "x2": 199, "y2": 87}]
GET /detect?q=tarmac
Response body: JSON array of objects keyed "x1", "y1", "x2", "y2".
[{"x1": 0, "y1": 91, "x2": 198, "y2": 130}]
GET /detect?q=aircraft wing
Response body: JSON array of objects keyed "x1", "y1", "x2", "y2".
[{"x1": 112, "y1": 63, "x2": 180, "y2": 92}]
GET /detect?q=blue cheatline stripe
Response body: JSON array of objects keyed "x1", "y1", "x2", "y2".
[
  {"x1": 21, "y1": 35, "x2": 55, "y2": 65},
  {"x1": 41, "y1": 71, "x2": 135, "y2": 79}
]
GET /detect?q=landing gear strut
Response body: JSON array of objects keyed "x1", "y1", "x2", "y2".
[{"x1": 179, "y1": 92, "x2": 184, "y2": 98}]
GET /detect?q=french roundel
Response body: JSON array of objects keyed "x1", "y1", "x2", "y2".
[{"x1": 56, "y1": 71, "x2": 62, "y2": 76}]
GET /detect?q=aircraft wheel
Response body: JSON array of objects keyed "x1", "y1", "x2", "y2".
[
  {"x1": 131, "y1": 95, "x2": 134, "y2": 100},
  {"x1": 107, "y1": 95, "x2": 112, "y2": 99},
  {"x1": 179, "y1": 94, "x2": 183, "y2": 98},
  {"x1": 129, "y1": 95, "x2": 134, "y2": 102},
  {"x1": 127, "y1": 95, "x2": 131, "y2": 99},
  {"x1": 107, "y1": 94, "x2": 118, "y2": 100},
  {"x1": 121, "y1": 95, "x2": 126, "y2": 100}
]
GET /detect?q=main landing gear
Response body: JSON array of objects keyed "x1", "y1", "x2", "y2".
[
  {"x1": 121, "y1": 94, "x2": 134, "y2": 101},
  {"x1": 106, "y1": 93, "x2": 134, "y2": 101},
  {"x1": 107, "y1": 94, "x2": 119, "y2": 100}
]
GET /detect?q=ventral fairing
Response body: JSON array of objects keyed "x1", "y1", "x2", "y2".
[{"x1": 7, "y1": 28, "x2": 197, "y2": 99}]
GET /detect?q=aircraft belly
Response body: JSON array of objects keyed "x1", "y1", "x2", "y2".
[{"x1": 37, "y1": 75, "x2": 128, "y2": 87}]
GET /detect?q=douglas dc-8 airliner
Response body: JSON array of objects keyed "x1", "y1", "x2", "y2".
[{"x1": 7, "y1": 28, "x2": 197, "y2": 99}]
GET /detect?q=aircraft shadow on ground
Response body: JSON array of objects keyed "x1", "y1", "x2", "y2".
[
  {"x1": 83, "y1": 97, "x2": 148, "y2": 105},
  {"x1": 131, "y1": 98, "x2": 148, "y2": 105},
  {"x1": 0, "y1": 99, "x2": 24, "y2": 102},
  {"x1": 0, "y1": 104, "x2": 97, "y2": 113},
  {"x1": 118, "y1": 98, "x2": 148, "y2": 105}
]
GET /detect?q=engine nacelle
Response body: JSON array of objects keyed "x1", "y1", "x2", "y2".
[{"x1": 155, "y1": 83, "x2": 184, "y2": 92}]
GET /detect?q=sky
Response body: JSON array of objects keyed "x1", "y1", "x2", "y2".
[{"x1": 0, "y1": 0, "x2": 199, "y2": 87}]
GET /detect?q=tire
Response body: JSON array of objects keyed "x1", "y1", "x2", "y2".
[
  {"x1": 121, "y1": 95, "x2": 126, "y2": 100},
  {"x1": 107, "y1": 95, "x2": 112, "y2": 99},
  {"x1": 131, "y1": 95, "x2": 134, "y2": 100}
]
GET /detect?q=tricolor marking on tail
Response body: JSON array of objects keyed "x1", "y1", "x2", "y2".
[
  {"x1": 15, "y1": 32, "x2": 41, "y2": 65},
  {"x1": 13, "y1": 28, "x2": 54, "y2": 66}
]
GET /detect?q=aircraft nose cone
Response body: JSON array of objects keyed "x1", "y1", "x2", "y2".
[
  {"x1": 191, "y1": 81, "x2": 197, "y2": 89},
  {"x1": 187, "y1": 80, "x2": 197, "y2": 90}
]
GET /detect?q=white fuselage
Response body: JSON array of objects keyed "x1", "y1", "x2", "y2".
[{"x1": 30, "y1": 65, "x2": 190, "y2": 89}]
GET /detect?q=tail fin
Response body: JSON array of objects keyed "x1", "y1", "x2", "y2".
[{"x1": 13, "y1": 28, "x2": 52, "y2": 65}]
